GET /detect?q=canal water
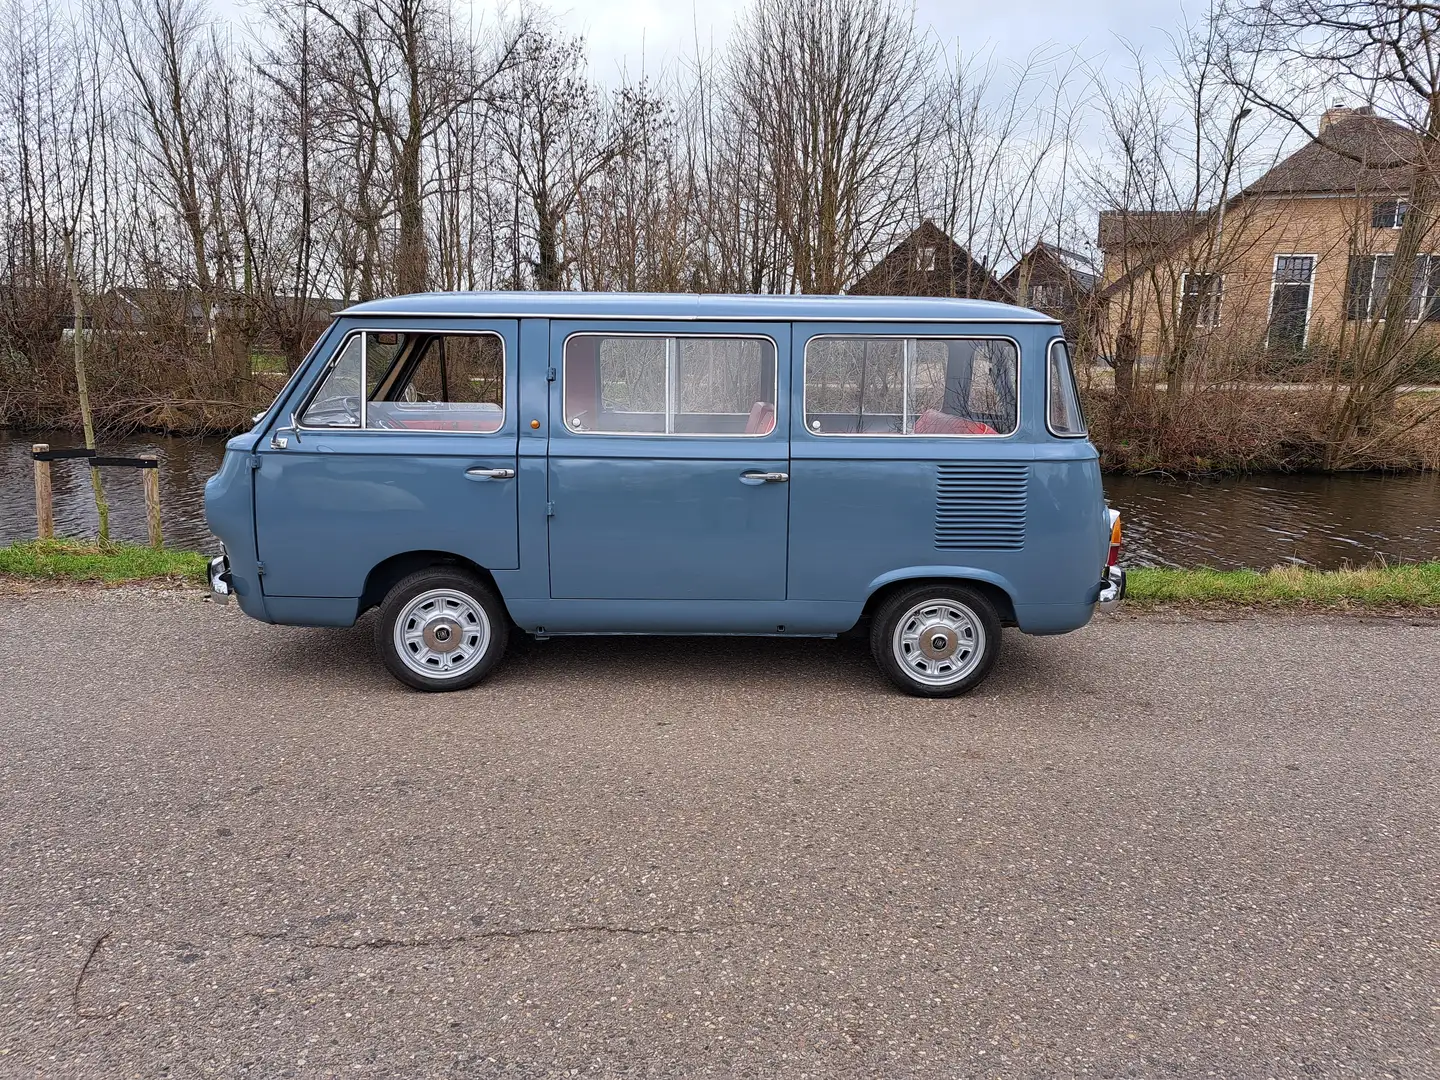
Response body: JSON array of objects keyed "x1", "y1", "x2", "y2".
[{"x1": 2, "y1": 428, "x2": 1438, "y2": 569}]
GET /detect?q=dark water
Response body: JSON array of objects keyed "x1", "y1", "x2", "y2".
[{"x1": 3, "y1": 428, "x2": 1438, "y2": 569}]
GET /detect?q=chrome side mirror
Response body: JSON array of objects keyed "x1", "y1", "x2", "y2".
[{"x1": 271, "y1": 413, "x2": 302, "y2": 450}]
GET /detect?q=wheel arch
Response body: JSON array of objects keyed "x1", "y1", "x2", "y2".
[
  {"x1": 860, "y1": 568, "x2": 1018, "y2": 628},
  {"x1": 359, "y1": 550, "x2": 505, "y2": 615}
]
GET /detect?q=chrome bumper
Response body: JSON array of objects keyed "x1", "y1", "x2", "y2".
[
  {"x1": 207, "y1": 553, "x2": 233, "y2": 603},
  {"x1": 1097, "y1": 566, "x2": 1126, "y2": 612}
]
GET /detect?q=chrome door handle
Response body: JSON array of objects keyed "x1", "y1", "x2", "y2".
[
  {"x1": 741, "y1": 470, "x2": 789, "y2": 483},
  {"x1": 465, "y1": 467, "x2": 515, "y2": 480}
]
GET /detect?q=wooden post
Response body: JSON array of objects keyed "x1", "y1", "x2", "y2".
[
  {"x1": 142, "y1": 460, "x2": 163, "y2": 549},
  {"x1": 33, "y1": 444, "x2": 54, "y2": 540}
]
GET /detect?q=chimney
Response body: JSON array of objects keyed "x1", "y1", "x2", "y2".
[{"x1": 1319, "y1": 103, "x2": 1375, "y2": 134}]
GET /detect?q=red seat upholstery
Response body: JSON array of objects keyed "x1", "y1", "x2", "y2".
[
  {"x1": 912, "y1": 408, "x2": 997, "y2": 436},
  {"x1": 745, "y1": 401, "x2": 776, "y2": 435}
]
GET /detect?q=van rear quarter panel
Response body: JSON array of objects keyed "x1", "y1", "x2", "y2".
[{"x1": 787, "y1": 322, "x2": 1106, "y2": 635}]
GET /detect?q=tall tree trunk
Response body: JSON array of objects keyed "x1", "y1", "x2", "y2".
[{"x1": 63, "y1": 230, "x2": 109, "y2": 543}]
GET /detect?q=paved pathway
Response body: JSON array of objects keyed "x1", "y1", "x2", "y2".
[{"x1": 1, "y1": 589, "x2": 1436, "y2": 1077}]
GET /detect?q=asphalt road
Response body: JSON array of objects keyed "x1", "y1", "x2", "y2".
[{"x1": 1, "y1": 588, "x2": 1437, "y2": 1079}]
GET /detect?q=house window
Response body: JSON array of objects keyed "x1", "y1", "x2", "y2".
[
  {"x1": 1029, "y1": 283, "x2": 1064, "y2": 311},
  {"x1": 915, "y1": 245, "x2": 937, "y2": 272},
  {"x1": 1180, "y1": 272, "x2": 1223, "y2": 328},
  {"x1": 1372, "y1": 200, "x2": 1407, "y2": 230},
  {"x1": 1346, "y1": 254, "x2": 1440, "y2": 321},
  {"x1": 1268, "y1": 256, "x2": 1316, "y2": 351}
]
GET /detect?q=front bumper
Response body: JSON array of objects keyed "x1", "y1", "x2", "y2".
[
  {"x1": 1097, "y1": 566, "x2": 1126, "y2": 612},
  {"x1": 207, "y1": 552, "x2": 233, "y2": 604}
]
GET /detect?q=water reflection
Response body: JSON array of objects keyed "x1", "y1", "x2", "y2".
[
  {"x1": 2, "y1": 428, "x2": 1438, "y2": 569},
  {"x1": 1103, "y1": 472, "x2": 1440, "y2": 569},
  {"x1": 2, "y1": 430, "x2": 227, "y2": 553}
]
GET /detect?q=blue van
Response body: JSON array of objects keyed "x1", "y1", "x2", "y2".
[{"x1": 205, "y1": 293, "x2": 1124, "y2": 697}]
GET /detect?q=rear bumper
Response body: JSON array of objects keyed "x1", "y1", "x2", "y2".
[
  {"x1": 1097, "y1": 566, "x2": 1126, "y2": 612},
  {"x1": 207, "y1": 552, "x2": 233, "y2": 604}
]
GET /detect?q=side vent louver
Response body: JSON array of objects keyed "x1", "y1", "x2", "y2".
[{"x1": 935, "y1": 463, "x2": 1027, "y2": 550}]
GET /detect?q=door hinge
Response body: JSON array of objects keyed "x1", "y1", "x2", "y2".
[
  {"x1": 248, "y1": 454, "x2": 262, "y2": 470},
  {"x1": 255, "y1": 560, "x2": 266, "y2": 575},
  {"x1": 546, "y1": 366, "x2": 556, "y2": 381},
  {"x1": 545, "y1": 501, "x2": 555, "y2": 517}
]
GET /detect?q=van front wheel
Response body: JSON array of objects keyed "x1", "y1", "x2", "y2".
[
  {"x1": 376, "y1": 568, "x2": 509, "y2": 692},
  {"x1": 870, "y1": 584, "x2": 1001, "y2": 697}
]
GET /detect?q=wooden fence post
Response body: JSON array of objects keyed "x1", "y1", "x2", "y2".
[
  {"x1": 142, "y1": 459, "x2": 163, "y2": 549},
  {"x1": 33, "y1": 444, "x2": 54, "y2": 540}
]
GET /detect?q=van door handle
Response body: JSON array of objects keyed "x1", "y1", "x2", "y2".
[
  {"x1": 740, "y1": 470, "x2": 789, "y2": 483},
  {"x1": 465, "y1": 467, "x2": 515, "y2": 480}
]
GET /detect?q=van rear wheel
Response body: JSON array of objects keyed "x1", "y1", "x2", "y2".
[
  {"x1": 870, "y1": 584, "x2": 1001, "y2": 697},
  {"x1": 376, "y1": 568, "x2": 508, "y2": 692}
]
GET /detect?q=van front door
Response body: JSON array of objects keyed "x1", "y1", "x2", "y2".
[
  {"x1": 253, "y1": 320, "x2": 520, "y2": 600},
  {"x1": 546, "y1": 322, "x2": 790, "y2": 600}
]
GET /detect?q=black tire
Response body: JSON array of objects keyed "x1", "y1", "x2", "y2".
[
  {"x1": 374, "y1": 567, "x2": 509, "y2": 692},
  {"x1": 869, "y1": 583, "x2": 1002, "y2": 698}
]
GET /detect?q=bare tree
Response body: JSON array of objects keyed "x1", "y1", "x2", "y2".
[{"x1": 727, "y1": 0, "x2": 930, "y2": 294}]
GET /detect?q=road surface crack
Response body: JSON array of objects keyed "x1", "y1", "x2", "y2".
[{"x1": 238, "y1": 921, "x2": 773, "y2": 951}]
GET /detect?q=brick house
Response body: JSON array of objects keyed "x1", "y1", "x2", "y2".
[
  {"x1": 850, "y1": 220, "x2": 1012, "y2": 301},
  {"x1": 1095, "y1": 107, "x2": 1438, "y2": 362}
]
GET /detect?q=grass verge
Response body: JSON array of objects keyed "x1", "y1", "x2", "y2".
[
  {"x1": 0, "y1": 540, "x2": 208, "y2": 584},
  {"x1": 1127, "y1": 562, "x2": 1440, "y2": 609},
  {"x1": 2, "y1": 540, "x2": 1437, "y2": 610}
]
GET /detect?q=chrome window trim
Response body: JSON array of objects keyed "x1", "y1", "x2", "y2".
[
  {"x1": 1044, "y1": 337, "x2": 1088, "y2": 439},
  {"x1": 801, "y1": 333, "x2": 1021, "y2": 439},
  {"x1": 294, "y1": 327, "x2": 508, "y2": 435},
  {"x1": 560, "y1": 330, "x2": 781, "y2": 438}
]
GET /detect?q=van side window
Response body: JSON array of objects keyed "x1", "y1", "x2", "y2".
[
  {"x1": 369, "y1": 333, "x2": 504, "y2": 432},
  {"x1": 564, "y1": 334, "x2": 777, "y2": 436},
  {"x1": 804, "y1": 336, "x2": 1017, "y2": 435},
  {"x1": 300, "y1": 331, "x2": 505, "y2": 432},
  {"x1": 1046, "y1": 340, "x2": 1087, "y2": 436}
]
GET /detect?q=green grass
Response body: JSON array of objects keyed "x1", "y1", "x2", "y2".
[
  {"x1": 0, "y1": 540, "x2": 208, "y2": 584},
  {"x1": 2, "y1": 540, "x2": 1437, "y2": 609},
  {"x1": 1127, "y1": 562, "x2": 1440, "y2": 608}
]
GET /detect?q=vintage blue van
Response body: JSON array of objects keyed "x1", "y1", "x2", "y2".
[{"x1": 205, "y1": 293, "x2": 1124, "y2": 697}]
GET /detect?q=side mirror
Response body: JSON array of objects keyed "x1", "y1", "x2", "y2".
[{"x1": 270, "y1": 413, "x2": 302, "y2": 450}]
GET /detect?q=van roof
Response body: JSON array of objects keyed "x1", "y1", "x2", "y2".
[{"x1": 339, "y1": 291, "x2": 1058, "y2": 324}]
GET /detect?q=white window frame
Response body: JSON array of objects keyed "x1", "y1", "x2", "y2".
[
  {"x1": 561, "y1": 331, "x2": 779, "y2": 438},
  {"x1": 1267, "y1": 254, "x2": 1317, "y2": 349},
  {"x1": 1354, "y1": 253, "x2": 1435, "y2": 322},
  {"x1": 1044, "y1": 338, "x2": 1088, "y2": 438},
  {"x1": 915, "y1": 245, "x2": 937, "y2": 272},
  {"x1": 1372, "y1": 199, "x2": 1408, "y2": 230},
  {"x1": 801, "y1": 333, "x2": 1021, "y2": 439},
  {"x1": 1179, "y1": 271, "x2": 1224, "y2": 328},
  {"x1": 296, "y1": 327, "x2": 507, "y2": 434}
]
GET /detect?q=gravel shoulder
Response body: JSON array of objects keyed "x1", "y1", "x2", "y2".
[{"x1": 0, "y1": 589, "x2": 1436, "y2": 1078}]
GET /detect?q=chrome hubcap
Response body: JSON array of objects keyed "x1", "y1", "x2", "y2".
[
  {"x1": 394, "y1": 588, "x2": 490, "y2": 679},
  {"x1": 893, "y1": 599, "x2": 984, "y2": 686}
]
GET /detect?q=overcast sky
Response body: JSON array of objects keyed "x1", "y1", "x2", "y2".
[{"x1": 514, "y1": 0, "x2": 1192, "y2": 83}]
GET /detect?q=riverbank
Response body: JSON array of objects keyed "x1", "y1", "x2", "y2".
[{"x1": 3, "y1": 540, "x2": 1438, "y2": 609}]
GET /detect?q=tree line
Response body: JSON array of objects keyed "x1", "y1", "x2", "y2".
[{"x1": 1, "y1": 0, "x2": 1437, "y2": 471}]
